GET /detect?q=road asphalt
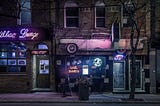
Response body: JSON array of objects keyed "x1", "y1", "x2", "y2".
[{"x1": 0, "y1": 92, "x2": 160, "y2": 103}]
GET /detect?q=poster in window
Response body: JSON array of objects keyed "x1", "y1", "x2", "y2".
[
  {"x1": 39, "y1": 60, "x2": 49, "y2": 74},
  {"x1": 8, "y1": 59, "x2": 16, "y2": 65},
  {"x1": 0, "y1": 59, "x2": 7, "y2": 65},
  {"x1": 82, "y1": 65, "x2": 89, "y2": 75},
  {"x1": 18, "y1": 59, "x2": 26, "y2": 65}
]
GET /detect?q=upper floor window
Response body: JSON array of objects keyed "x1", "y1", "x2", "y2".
[
  {"x1": 18, "y1": 0, "x2": 31, "y2": 25},
  {"x1": 64, "y1": 1, "x2": 79, "y2": 28},
  {"x1": 95, "y1": 1, "x2": 105, "y2": 28}
]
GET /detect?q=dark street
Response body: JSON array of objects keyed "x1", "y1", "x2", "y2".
[{"x1": 0, "y1": 103, "x2": 160, "y2": 106}]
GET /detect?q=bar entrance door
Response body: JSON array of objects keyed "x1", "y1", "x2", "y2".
[
  {"x1": 113, "y1": 61, "x2": 125, "y2": 91},
  {"x1": 32, "y1": 55, "x2": 50, "y2": 89}
]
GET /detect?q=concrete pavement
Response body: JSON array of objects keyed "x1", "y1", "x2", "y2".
[{"x1": 0, "y1": 92, "x2": 160, "y2": 103}]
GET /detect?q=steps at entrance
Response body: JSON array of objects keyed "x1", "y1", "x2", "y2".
[{"x1": 31, "y1": 88, "x2": 53, "y2": 92}]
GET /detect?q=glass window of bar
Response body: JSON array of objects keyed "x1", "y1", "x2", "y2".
[{"x1": 0, "y1": 42, "x2": 26, "y2": 73}]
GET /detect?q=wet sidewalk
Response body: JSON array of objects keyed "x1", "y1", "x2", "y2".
[{"x1": 0, "y1": 92, "x2": 160, "y2": 103}]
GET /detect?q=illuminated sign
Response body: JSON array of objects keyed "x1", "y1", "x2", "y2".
[
  {"x1": 31, "y1": 50, "x2": 49, "y2": 55},
  {"x1": 0, "y1": 27, "x2": 46, "y2": 41},
  {"x1": 113, "y1": 54, "x2": 125, "y2": 60},
  {"x1": 0, "y1": 31, "x2": 16, "y2": 38},
  {"x1": 93, "y1": 58, "x2": 102, "y2": 67},
  {"x1": 60, "y1": 33, "x2": 112, "y2": 54},
  {"x1": 19, "y1": 28, "x2": 38, "y2": 40},
  {"x1": 68, "y1": 66, "x2": 80, "y2": 74},
  {"x1": 82, "y1": 65, "x2": 88, "y2": 75}
]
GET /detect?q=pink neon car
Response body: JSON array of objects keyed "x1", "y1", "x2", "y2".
[{"x1": 59, "y1": 33, "x2": 112, "y2": 54}]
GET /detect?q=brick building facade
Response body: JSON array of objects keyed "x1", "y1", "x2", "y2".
[{"x1": 0, "y1": 0, "x2": 154, "y2": 93}]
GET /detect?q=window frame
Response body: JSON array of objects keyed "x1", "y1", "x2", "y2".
[
  {"x1": 95, "y1": 1, "x2": 106, "y2": 28},
  {"x1": 64, "y1": 1, "x2": 79, "y2": 28}
]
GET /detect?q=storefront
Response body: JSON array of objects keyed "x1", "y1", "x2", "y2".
[
  {"x1": 0, "y1": 27, "x2": 54, "y2": 93},
  {"x1": 55, "y1": 54, "x2": 147, "y2": 93},
  {"x1": 55, "y1": 37, "x2": 148, "y2": 93},
  {"x1": 55, "y1": 55, "x2": 113, "y2": 92}
]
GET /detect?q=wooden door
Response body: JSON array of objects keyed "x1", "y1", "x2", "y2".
[{"x1": 36, "y1": 59, "x2": 50, "y2": 88}]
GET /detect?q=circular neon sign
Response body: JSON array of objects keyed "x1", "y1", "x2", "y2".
[{"x1": 93, "y1": 58, "x2": 102, "y2": 67}]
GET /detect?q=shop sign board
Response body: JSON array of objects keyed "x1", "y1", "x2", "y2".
[
  {"x1": 31, "y1": 50, "x2": 49, "y2": 55},
  {"x1": 0, "y1": 27, "x2": 47, "y2": 41}
]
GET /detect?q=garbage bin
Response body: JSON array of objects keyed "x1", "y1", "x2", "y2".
[{"x1": 78, "y1": 83, "x2": 89, "y2": 100}]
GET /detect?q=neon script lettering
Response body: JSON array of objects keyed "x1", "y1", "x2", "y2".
[
  {"x1": 0, "y1": 31, "x2": 16, "y2": 38},
  {"x1": 19, "y1": 28, "x2": 38, "y2": 39}
]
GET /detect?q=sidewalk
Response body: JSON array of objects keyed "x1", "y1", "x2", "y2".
[{"x1": 0, "y1": 92, "x2": 160, "y2": 103}]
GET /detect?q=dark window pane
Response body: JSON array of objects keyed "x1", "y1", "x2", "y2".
[
  {"x1": 18, "y1": 46, "x2": 27, "y2": 51},
  {"x1": 0, "y1": 45, "x2": 7, "y2": 51},
  {"x1": 66, "y1": 18, "x2": 78, "y2": 27},
  {"x1": 0, "y1": 66, "x2": 7, "y2": 72},
  {"x1": 8, "y1": 66, "x2": 17, "y2": 72},
  {"x1": 8, "y1": 44, "x2": 17, "y2": 51},
  {"x1": 18, "y1": 66, "x2": 26, "y2": 72},
  {"x1": 66, "y1": 7, "x2": 78, "y2": 16},
  {"x1": 96, "y1": 7, "x2": 105, "y2": 17},
  {"x1": 96, "y1": 18, "x2": 105, "y2": 27}
]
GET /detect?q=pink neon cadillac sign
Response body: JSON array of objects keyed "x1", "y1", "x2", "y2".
[
  {"x1": 60, "y1": 33, "x2": 112, "y2": 54},
  {"x1": 0, "y1": 27, "x2": 45, "y2": 41}
]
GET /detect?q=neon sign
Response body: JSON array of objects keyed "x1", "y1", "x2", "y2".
[
  {"x1": 113, "y1": 54, "x2": 125, "y2": 60},
  {"x1": 19, "y1": 28, "x2": 38, "y2": 39},
  {"x1": 0, "y1": 27, "x2": 44, "y2": 41},
  {"x1": 93, "y1": 58, "x2": 102, "y2": 67},
  {"x1": 31, "y1": 50, "x2": 49, "y2": 55},
  {"x1": 0, "y1": 31, "x2": 16, "y2": 38},
  {"x1": 68, "y1": 66, "x2": 80, "y2": 74}
]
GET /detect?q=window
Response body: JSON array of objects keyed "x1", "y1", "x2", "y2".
[
  {"x1": 95, "y1": 1, "x2": 105, "y2": 28},
  {"x1": 35, "y1": 43, "x2": 48, "y2": 50},
  {"x1": 18, "y1": 0, "x2": 31, "y2": 25},
  {"x1": 64, "y1": 1, "x2": 79, "y2": 28},
  {"x1": 0, "y1": 42, "x2": 26, "y2": 73}
]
